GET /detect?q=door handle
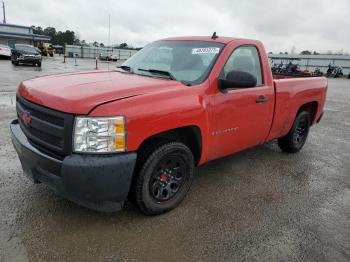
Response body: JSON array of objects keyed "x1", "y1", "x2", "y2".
[{"x1": 256, "y1": 95, "x2": 268, "y2": 104}]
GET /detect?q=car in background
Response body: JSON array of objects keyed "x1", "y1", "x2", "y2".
[
  {"x1": 11, "y1": 44, "x2": 42, "y2": 67},
  {"x1": 35, "y1": 47, "x2": 42, "y2": 54},
  {"x1": 0, "y1": 44, "x2": 11, "y2": 59},
  {"x1": 99, "y1": 51, "x2": 118, "y2": 61}
]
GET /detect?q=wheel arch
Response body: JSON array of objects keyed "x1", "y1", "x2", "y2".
[
  {"x1": 136, "y1": 125, "x2": 202, "y2": 165},
  {"x1": 296, "y1": 101, "x2": 318, "y2": 124}
]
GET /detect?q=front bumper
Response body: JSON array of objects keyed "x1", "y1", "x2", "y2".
[
  {"x1": 10, "y1": 120, "x2": 137, "y2": 212},
  {"x1": 16, "y1": 56, "x2": 41, "y2": 64}
]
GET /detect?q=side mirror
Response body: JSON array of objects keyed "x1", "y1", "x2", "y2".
[{"x1": 218, "y1": 70, "x2": 257, "y2": 90}]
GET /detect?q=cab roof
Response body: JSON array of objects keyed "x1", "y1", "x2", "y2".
[{"x1": 160, "y1": 36, "x2": 240, "y2": 44}]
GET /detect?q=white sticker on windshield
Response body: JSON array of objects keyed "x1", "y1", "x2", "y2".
[{"x1": 191, "y1": 47, "x2": 220, "y2": 54}]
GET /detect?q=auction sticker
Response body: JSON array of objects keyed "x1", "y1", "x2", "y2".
[{"x1": 192, "y1": 47, "x2": 220, "y2": 54}]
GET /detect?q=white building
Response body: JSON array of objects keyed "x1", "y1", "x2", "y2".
[{"x1": 0, "y1": 23, "x2": 50, "y2": 48}]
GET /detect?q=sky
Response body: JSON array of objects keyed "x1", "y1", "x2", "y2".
[{"x1": 4, "y1": 0, "x2": 350, "y2": 53}]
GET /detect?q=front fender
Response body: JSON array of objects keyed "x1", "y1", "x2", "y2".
[{"x1": 89, "y1": 83, "x2": 210, "y2": 164}]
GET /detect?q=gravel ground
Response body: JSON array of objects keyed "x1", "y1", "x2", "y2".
[{"x1": 0, "y1": 57, "x2": 349, "y2": 262}]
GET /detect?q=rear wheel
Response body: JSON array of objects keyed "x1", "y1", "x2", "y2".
[
  {"x1": 135, "y1": 142, "x2": 194, "y2": 215},
  {"x1": 278, "y1": 111, "x2": 311, "y2": 153}
]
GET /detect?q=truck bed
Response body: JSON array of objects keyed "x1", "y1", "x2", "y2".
[{"x1": 267, "y1": 76, "x2": 328, "y2": 141}]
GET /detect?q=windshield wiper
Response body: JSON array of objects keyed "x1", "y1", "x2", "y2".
[
  {"x1": 180, "y1": 80, "x2": 192, "y2": 86},
  {"x1": 136, "y1": 68, "x2": 192, "y2": 86},
  {"x1": 137, "y1": 68, "x2": 177, "y2": 80},
  {"x1": 116, "y1": 65, "x2": 133, "y2": 73}
]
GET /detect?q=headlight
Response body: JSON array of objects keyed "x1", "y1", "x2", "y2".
[{"x1": 73, "y1": 116, "x2": 126, "y2": 153}]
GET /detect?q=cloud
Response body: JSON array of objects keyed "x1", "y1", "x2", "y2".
[{"x1": 5, "y1": 0, "x2": 350, "y2": 52}]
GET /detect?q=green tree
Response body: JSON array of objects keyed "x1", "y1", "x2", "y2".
[
  {"x1": 300, "y1": 50, "x2": 312, "y2": 55},
  {"x1": 31, "y1": 25, "x2": 79, "y2": 46},
  {"x1": 43, "y1": 27, "x2": 57, "y2": 38},
  {"x1": 119, "y1": 43, "x2": 128, "y2": 49},
  {"x1": 32, "y1": 26, "x2": 43, "y2": 34}
]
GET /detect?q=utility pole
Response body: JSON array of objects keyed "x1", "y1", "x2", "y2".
[
  {"x1": 2, "y1": 1, "x2": 6, "y2": 24},
  {"x1": 108, "y1": 14, "x2": 110, "y2": 47},
  {"x1": 107, "y1": 14, "x2": 111, "y2": 70}
]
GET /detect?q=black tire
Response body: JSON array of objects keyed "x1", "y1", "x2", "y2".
[
  {"x1": 37, "y1": 61, "x2": 42, "y2": 67},
  {"x1": 278, "y1": 111, "x2": 311, "y2": 153},
  {"x1": 135, "y1": 142, "x2": 194, "y2": 215}
]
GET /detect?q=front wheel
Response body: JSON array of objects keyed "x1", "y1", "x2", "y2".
[
  {"x1": 278, "y1": 111, "x2": 311, "y2": 153},
  {"x1": 135, "y1": 142, "x2": 194, "y2": 215}
]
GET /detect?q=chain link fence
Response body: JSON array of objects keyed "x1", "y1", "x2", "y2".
[{"x1": 65, "y1": 45, "x2": 138, "y2": 60}]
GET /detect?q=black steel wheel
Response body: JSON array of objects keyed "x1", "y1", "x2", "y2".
[
  {"x1": 135, "y1": 142, "x2": 194, "y2": 215},
  {"x1": 149, "y1": 154, "x2": 187, "y2": 202},
  {"x1": 294, "y1": 116, "x2": 308, "y2": 147},
  {"x1": 278, "y1": 111, "x2": 311, "y2": 153}
]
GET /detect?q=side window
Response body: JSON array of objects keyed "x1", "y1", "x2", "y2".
[{"x1": 221, "y1": 46, "x2": 263, "y2": 86}]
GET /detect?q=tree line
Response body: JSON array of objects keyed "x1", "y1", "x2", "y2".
[
  {"x1": 32, "y1": 26, "x2": 76, "y2": 46},
  {"x1": 32, "y1": 26, "x2": 138, "y2": 49}
]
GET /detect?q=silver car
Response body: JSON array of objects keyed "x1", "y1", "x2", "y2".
[{"x1": 0, "y1": 44, "x2": 11, "y2": 59}]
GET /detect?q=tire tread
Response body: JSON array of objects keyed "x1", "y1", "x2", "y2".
[{"x1": 278, "y1": 111, "x2": 310, "y2": 153}]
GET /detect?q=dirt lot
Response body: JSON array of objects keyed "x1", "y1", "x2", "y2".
[{"x1": 0, "y1": 57, "x2": 349, "y2": 262}]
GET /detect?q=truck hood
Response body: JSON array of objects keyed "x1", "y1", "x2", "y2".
[{"x1": 18, "y1": 70, "x2": 184, "y2": 114}]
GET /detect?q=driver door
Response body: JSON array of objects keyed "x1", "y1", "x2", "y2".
[{"x1": 209, "y1": 45, "x2": 274, "y2": 160}]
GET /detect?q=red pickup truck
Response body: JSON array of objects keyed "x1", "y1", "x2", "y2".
[{"x1": 11, "y1": 36, "x2": 327, "y2": 215}]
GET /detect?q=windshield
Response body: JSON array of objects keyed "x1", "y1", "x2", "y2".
[
  {"x1": 121, "y1": 40, "x2": 224, "y2": 85},
  {"x1": 15, "y1": 44, "x2": 37, "y2": 53}
]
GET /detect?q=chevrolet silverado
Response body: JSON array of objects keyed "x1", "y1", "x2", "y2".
[{"x1": 11, "y1": 36, "x2": 327, "y2": 215}]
